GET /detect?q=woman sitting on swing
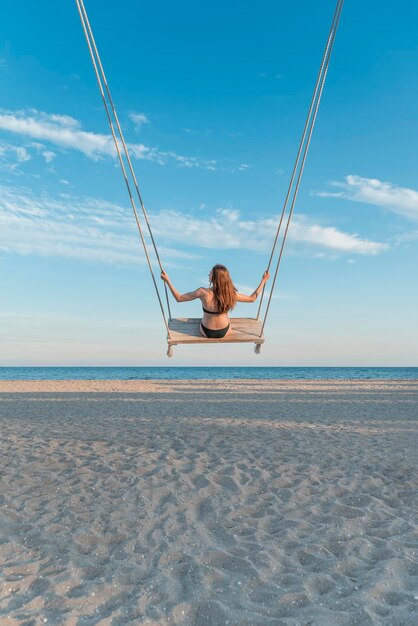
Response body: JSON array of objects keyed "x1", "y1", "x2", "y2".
[{"x1": 161, "y1": 264, "x2": 270, "y2": 339}]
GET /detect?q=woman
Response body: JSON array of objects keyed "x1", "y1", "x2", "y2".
[{"x1": 161, "y1": 264, "x2": 270, "y2": 339}]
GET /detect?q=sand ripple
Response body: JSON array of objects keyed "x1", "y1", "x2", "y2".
[{"x1": 0, "y1": 380, "x2": 417, "y2": 624}]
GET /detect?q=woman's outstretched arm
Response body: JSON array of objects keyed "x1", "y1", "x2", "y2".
[
  {"x1": 236, "y1": 271, "x2": 270, "y2": 303},
  {"x1": 161, "y1": 270, "x2": 203, "y2": 303}
]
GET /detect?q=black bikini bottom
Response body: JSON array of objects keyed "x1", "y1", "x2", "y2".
[{"x1": 201, "y1": 323, "x2": 230, "y2": 339}]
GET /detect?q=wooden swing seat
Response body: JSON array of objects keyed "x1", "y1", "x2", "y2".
[{"x1": 167, "y1": 317, "x2": 264, "y2": 348}]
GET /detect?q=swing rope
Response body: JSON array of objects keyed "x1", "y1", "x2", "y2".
[
  {"x1": 76, "y1": 0, "x2": 344, "y2": 347},
  {"x1": 258, "y1": 0, "x2": 344, "y2": 336},
  {"x1": 75, "y1": 0, "x2": 172, "y2": 336}
]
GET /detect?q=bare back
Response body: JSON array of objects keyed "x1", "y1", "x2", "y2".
[{"x1": 199, "y1": 288, "x2": 230, "y2": 330}]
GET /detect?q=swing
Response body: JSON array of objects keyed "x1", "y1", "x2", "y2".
[
  {"x1": 75, "y1": 0, "x2": 344, "y2": 357},
  {"x1": 167, "y1": 318, "x2": 264, "y2": 357}
]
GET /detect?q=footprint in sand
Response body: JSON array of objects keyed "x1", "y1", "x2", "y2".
[
  {"x1": 304, "y1": 572, "x2": 335, "y2": 596},
  {"x1": 340, "y1": 494, "x2": 371, "y2": 508},
  {"x1": 171, "y1": 561, "x2": 201, "y2": 601},
  {"x1": 205, "y1": 551, "x2": 258, "y2": 577},
  {"x1": 156, "y1": 491, "x2": 176, "y2": 514},
  {"x1": 197, "y1": 496, "x2": 215, "y2": 522},
  {"x1": 192, "y1": 475, "x2": 210, "y2": 489},
  {"x1": 333, "y1": 504, "x2": 365, "y2": 518},
  {"x1": 67, "y1": 584, "x2": 85, "y2": 598},
  {"x1": 212, "y1": 474, "x2": 239, "y2": 493},
  {"x1": 297, "y1": 548, "x2": 328, "y2": 571},
  {"x1": 72, "y1": 532, "x2": 97, "y2": 555},
  {"x1": 28, "y1": 577, "x2": 50, "y2": 595},
  {"x1": 194, "y1": 600, "x2": 230, "y2": 626},
  {"x1": 78, "y1": 562, "x2": 106, "y2": 581}
]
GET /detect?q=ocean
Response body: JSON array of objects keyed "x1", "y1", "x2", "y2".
[{"x1": 0, "y1": 367, "x2": 417, "y2": 380}]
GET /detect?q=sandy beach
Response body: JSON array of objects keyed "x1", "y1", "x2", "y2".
[{"x1": 0, "y1": 379, "x2": 417, "y2": 625}]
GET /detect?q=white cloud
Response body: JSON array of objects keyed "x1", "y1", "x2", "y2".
[
  {"x1": 42, "y1": 150, "x2": 56, "y2": 163},
  {"x1": 0, "y1": 142, "x2": 31, "y2": 169},
  {"x1": 0, "y1": 184, "x2": 198, "y2": 267},
  {"x1": 0, "y1": 184, "x2": 387, "y2": 271},
  {"x1": 150, "y1": 149, "x2": 217, "y2": 171},
  {"x1": 289, "y1": 216, "x2": 387, "y2": 254},
  {"x1": 14, "y1": 146, "x2": 31, "y2": 162},
  {"x1": 317, "y1": 175, "x2": 418, "y2": 222},
  {"x1": 129, "y1": 112, "x2": 149, "y2": 131},
  {"x1": 151, "y1": 207, "x2": 387, "y2": 255},
  {"x1": 0, "y1": 109, "x2": 119, "y2": 160},
  {"x1": 0, "y1": 108, "x2": 217, "y2": 170}
]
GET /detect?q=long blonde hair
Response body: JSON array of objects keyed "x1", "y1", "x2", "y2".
[{"x1": 210, "y1": 264, "x2": 237, "y2": 314}]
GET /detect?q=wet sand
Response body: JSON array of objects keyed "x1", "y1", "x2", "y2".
[{"x1": 0, "y1": 379, "x2": 417, "y2": 625}]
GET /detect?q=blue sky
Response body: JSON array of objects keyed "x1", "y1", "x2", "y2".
[{"x1": 1, "y1": 0, "x2": 417, "y2": 366}]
